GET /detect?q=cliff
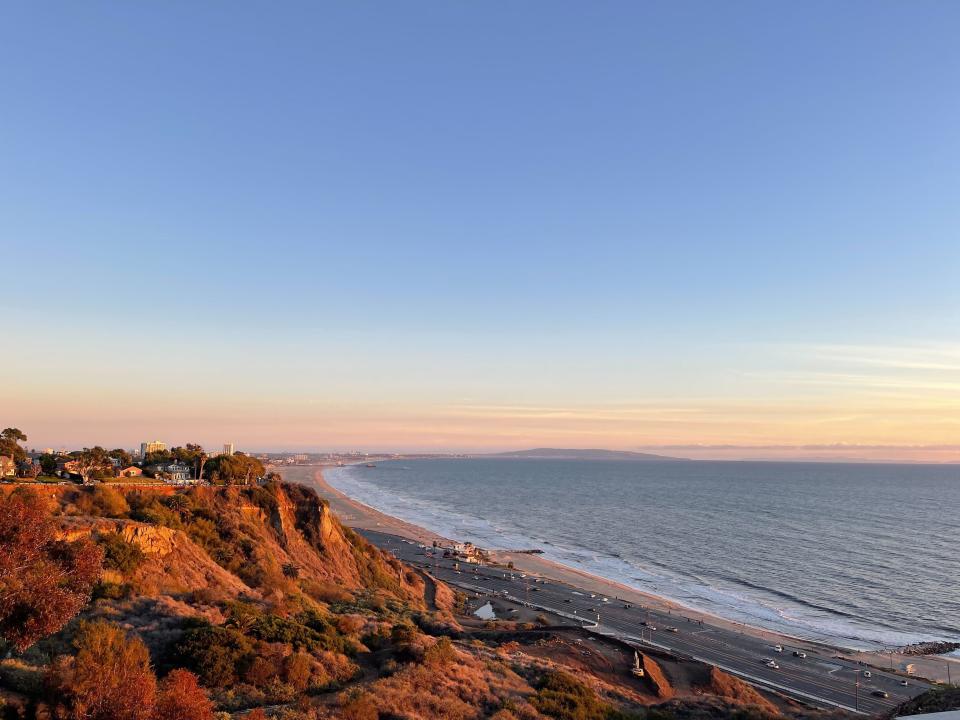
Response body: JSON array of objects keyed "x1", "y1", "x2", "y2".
[{"x1": 47, "y1": 482, "x2": 428, "y2": 610}]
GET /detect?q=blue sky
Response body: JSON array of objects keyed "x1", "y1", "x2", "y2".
[{"x1": 2, "y1": 2, "x2": 959, "y2": 455}]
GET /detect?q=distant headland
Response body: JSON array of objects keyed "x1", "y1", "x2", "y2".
[{"x1": 482, "y1": 447, "x2": 684, "y2": 461}]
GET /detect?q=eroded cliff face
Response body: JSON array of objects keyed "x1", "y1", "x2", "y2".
[
  {"x1": 53, "y1": 482, "x2": 427, "y2": 609},
  {"x1": 59, "y1": 516, "x2": 256, "y2": 597}
]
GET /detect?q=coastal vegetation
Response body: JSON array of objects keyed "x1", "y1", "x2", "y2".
[
  {"x1": 0, "y1": 426, "x2": 270, "y2": 485},
  {"x1": 0, "y1": 429, "x2": 28, "y2": 463},
  {"x1": 2, "y1": 444, "x2": 929, "y2": 720}
]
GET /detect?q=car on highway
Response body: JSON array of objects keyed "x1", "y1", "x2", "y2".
[
  {"x1": 872, "y1": 690, "x2": 889, "y2": 698},
  {"x1": 766, "y1": 661, "x2": 779, "y2": 669},
  {"x1": 666, "y1": 626, "x2": 679, "y2": 632},
  {"x1": 900, "y1": 680, "x2": 909, "y2": 687},
  {"x1": 624, "y1": 603, "x2": 633, "y2": 609},
  {"x1": 773, "y1": 645, "x2": 783, "y2": 653},
  {"x1": 862, "y1": 671, "x2": 872, "y2": 678},
  {"x1": 792, "y1": 651, "x2": 806, "y2": 658}
]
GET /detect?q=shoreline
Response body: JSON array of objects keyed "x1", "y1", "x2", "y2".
[{"x1": 280, "y1": 464, "x2": 960, "y2": 683}]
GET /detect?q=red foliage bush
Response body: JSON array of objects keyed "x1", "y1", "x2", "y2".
[
  {"x1": 63, "y1": 621, "x2": 157, "y2": 720},
  {"x1": 154, "y1": 669, "x2": 215, "y2": 720},
  {"x1": 0, "y1": 489, "x2": 103, "y2": 651}
]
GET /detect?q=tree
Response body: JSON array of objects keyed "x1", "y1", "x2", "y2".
[
  {"x1": 108, "y1": 448, "x2": 133, "y2": 468},
  {"x1": 153, "y1": 669, "x2": 214, "y2": 720},
  {"x1": 18, "y1": 461, "x2": 40, "y2": 480},
  {"x1": 75, "y1": 447, "x2": 112, "y2": 484},
  {"x1": 143, "y1": 449, "x2": 173, "y2": 465},
  {"x1": 66, "y1": 620, "x2": 157, "y2": 720},
  {"x1": 0, "y1": 490, "x2": 103, "y2": 652},
  {"x1": 204, "y1": 453, "x2": 265, "y2": 486},
  {"x1": 0, "y1": 427, "x2": 27, "y2": 462},
  {"x1": 39, "y1": 453, "x2": 58, "y2": 475},
  {"x1": 171, "y1": 444, "x2": 205, "y2": 479}
]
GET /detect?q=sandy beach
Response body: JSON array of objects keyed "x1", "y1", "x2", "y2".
[{"x1": 280, "y1": 464, "x2": 959, "y2": 684}]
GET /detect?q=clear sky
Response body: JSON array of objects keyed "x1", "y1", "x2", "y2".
[{"x1": 2, "y1": 2, "x2": 959, "y2": 459}]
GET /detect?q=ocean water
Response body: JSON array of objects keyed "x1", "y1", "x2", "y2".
[{"x1": 325, "y1": 458, "x2": 960, "y2": 651}]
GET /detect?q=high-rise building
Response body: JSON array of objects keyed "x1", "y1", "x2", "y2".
[
  {"x1": 223, "y1": 443, "x2": 235, "y2": 456},
  {"x1": 140, "y1": 440, "x2": 167, "y2": 457}
]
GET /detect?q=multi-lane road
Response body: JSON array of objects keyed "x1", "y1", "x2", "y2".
[{"x1": 362, "y1": 530, "x2": 931, "y2": 717}]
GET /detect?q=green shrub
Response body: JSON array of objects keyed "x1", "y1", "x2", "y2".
[
  {"x1": 532, "y1": 670, "x2": 642, "y2": 720},
  {"x1": 173, "y1": 626, "x2": 255, "y2": 687},
  {"x1": 128, "y1": 496, "x2": 182, "y2": 529},
  {"x1": 424, "y1": 636, "x2": 457, "y2": 666},
  {"x1": 249, "y1": 615, "x2": 331, "y2": 652},
  {"x1": 76, "y1": 486, "x2": 130, "y2": 518},
  {"x1": 92, "y1": 581, "x2": 133, "y2": 600},
  {"x1": 98, "y1": 532, "x2": 145, "y2": 574}
]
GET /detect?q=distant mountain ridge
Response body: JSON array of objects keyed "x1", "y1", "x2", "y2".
[{"x1": 485, "y1": 447, "x2": 683, "y2": 461}]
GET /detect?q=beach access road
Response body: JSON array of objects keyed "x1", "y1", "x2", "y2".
[{"x1": 362, "y1": 530, "x2": 933, "y2": 717}]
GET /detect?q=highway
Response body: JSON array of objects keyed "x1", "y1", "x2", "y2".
[{"x1": 362, "y1": 530, "x2": 932, "y2": 717}]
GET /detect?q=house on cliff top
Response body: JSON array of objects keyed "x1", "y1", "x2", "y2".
[{"x1": 144, "y1": 461, "x2": 194, "y2": 485}]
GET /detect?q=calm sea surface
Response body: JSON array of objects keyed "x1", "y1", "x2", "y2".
[{"x1": 325, "y1": 459, "x2": 960, "y2": 650}]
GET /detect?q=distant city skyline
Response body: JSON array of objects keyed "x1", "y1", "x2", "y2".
[
  {"x1": 2, "y1": 3, "x2": 958, "y2": 461},
  {"x1": 15, "y1": 435, "x2": 960, "y2": 465}
]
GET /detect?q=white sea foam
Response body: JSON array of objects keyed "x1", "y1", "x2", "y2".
[{"x1": 324, "y1": 462, "x2": 958, "y2": 652}]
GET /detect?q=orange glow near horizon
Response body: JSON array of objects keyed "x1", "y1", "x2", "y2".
[{"x1": 3, "y1": 340, "x2": 958, "y2": 461}]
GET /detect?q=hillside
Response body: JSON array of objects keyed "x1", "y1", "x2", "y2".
[{"x1": 0, "y1": 480, "x2": 837, "y2": 720}]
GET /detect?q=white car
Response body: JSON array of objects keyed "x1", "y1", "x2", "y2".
[
  {"x1": 862, "y1": 671, "x2": 872, "y2": 679},
  {"x1": 766, "y1": 661, "x2": 780, "y2": 669},
  {"x1": 773, "y1": 645, "x2": 783, "y2": 653}
]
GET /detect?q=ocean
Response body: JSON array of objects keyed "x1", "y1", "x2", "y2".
[{"x1": 324, "y1": 458, "x2": 960, "y2": 651}]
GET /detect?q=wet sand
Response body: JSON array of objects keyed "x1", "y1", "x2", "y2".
[{"x1": 280, "y1": 464, "x2": 959, "y2": 683}]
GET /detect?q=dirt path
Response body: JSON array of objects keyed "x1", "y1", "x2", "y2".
[{"x1": 415, "y1": 568, "x2": 439, "y2": 612}]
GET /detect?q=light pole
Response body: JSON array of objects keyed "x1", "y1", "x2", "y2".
[{"x1": 854, "y1": 669, "x2": 860, "y2": 713}]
